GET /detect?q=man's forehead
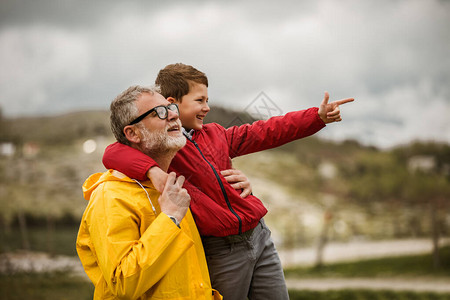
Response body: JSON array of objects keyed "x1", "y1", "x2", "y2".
[{"x1": 137, "y1": 92, "x2": 169, "y2": 110}]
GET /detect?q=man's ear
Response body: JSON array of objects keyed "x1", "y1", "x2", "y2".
[
  {"x1": 123, "y1": 125, "x2": 141, "y2": 144},
  {"x1": 167, "y1": 97, "x2": 180, "y2": 104}
]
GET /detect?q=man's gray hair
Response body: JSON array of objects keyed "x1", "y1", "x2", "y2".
[{"x1": 110, "y1": 85, "x2": 161, "y2": 145}]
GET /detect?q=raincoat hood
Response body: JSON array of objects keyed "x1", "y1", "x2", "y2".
[{"x1": 82, "y1": 169, "x2": 153, "y2": 201}]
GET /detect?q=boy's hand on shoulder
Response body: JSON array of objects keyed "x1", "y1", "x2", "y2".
[
  {"x1": 318, "y1": 91, "x2": 354, "y2": 124},
  {"x1": 147, "y1": 166, "x2": 168, "y2": 193},
  {"x1": 221, "y1": 168, "x2": 252, "y2": 198}
]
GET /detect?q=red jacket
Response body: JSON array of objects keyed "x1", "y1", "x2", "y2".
[{"x1": 103, "y1": 107, "x2": 325, "y2": 237}]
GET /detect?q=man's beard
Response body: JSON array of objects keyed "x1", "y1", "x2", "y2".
[{"x1": 138, "y1": 121, "x2": 186, "y2": 157}]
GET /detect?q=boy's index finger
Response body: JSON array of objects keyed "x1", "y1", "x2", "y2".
[
  {"x1": 321, "y1": 91, "x2": 330, "y2": 106},
  {"x1": 334, "y1": 98, "x2": 354, "y2": 106}
]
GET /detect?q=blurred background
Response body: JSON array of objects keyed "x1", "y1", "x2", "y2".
[{"x1": 0, "y1": 0, "x2": 449, "y2": 299}]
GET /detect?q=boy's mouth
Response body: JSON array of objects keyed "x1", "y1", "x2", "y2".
[{"x1": 196, "y1": 114, "x2": 206, "y2": 121}]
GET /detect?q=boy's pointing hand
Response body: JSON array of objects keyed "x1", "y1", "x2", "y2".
[{"x1": 318, "y1": 91, "x2": 354, "y2": 124}]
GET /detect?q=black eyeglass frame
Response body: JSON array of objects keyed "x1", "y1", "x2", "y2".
[{"x1": 128, "y1": 103, "x2": 179, "y2": 125}]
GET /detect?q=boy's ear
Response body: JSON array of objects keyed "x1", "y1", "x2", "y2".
[
  {"x1": 167, "y1": 96, "x2": 180, "y2": 104},
  {"x1": 123, "y1": 125, "x2": 141, "y2": 144}
]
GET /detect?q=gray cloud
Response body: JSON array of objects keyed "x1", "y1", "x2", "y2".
[{"x1": 0, "y1": 0, "x2": 449, "y2": 148}]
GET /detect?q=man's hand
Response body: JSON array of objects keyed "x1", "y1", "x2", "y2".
[
  {"x1": 221, "y1": 168, "x2": 252, "y2": 198},
  {"x1": 318, "y1": 91, "x2": 354, "y2": 124},
  {"x1": 147, "y1": 166, "x2": 168, "y2": 193},
  {"x1": 158, "y1": 172, "x2": 190, "y2": 223}
]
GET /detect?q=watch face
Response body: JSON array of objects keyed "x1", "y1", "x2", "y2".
[{"x1": 169, "y1": 216, "x2": 179, "y2": 226}]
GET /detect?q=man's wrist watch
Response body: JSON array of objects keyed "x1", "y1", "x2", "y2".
[{"x1": 167, "y1": 215, "x2": 180, "y2": 228}]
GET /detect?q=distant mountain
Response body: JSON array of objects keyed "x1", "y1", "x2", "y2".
[
  {"x1": 0, "y1": 105, "x2": 258, "y2": 145},
  {"x1": 1, "y1": 110, "x2": 111, "y2": 145}
]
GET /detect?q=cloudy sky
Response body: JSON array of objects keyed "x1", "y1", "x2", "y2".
[{"x1": 1, "y1": 0, "x2": 449, "y2": 148}]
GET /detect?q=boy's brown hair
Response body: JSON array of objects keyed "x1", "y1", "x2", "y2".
[{"x1": 155, "y1": 63, "x2": 208, "y2": 101}]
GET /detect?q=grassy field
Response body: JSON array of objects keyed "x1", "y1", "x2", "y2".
[
  {"x1": 2, "y1": 226, "x2": 450, "y2": 299},
  {"x1": 0, "y1": 272, "x2": 94, "y2": 300},
  {"x1": 2, "y1": 246, "x2": 450, "y2": 299},
  {"x1": 288, "y1": 289, "x2": 450, "y2": 300},
  {"x1": 284, "y1": 246, "x2": 450, "y2": 278},
  {"x1": 284, "y1": 247, "x2": 450, "y2": 299},
  {"x1": 1, "y1": 272, "x2": 448, "y2": 300},
  {"x1": 0, "y1": 226, "x2": 79, "y2": 256}
]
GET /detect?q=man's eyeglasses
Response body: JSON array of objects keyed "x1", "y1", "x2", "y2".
[{"x1": 128, "y1": 103, "x2": 179, "y2": 125}]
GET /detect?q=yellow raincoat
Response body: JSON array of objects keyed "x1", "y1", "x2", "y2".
[{"x1": 76, "y1": 170, "x2": 221, "y2": 300}]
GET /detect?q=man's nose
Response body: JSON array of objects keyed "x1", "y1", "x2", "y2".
[{"x1": 167, "y1": 108, "x2": 179, "y2": 121}]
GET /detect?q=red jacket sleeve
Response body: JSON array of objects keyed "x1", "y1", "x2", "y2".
[
  {"x1": 225, "y1": 107, "x2": 325, "y2": 158},
  {"x1": 102, "y1": 142, "x2": 159, "y2": 181}
]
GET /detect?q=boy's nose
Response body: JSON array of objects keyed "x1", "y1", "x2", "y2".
[{"x1": 202, "y1": 103, "x2": 210, "y2": 112}]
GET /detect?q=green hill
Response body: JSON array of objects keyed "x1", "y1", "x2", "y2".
[{"x1": 0, "y1": 106, "x2": 448, "y2": 250}]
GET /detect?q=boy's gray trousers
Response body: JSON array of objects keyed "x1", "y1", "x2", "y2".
[{"x1": 201, "y1": 218, "x2": 289, "y2": 300}]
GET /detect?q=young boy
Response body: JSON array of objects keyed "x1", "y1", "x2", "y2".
[{"x1": 103, "y1": 63, "x2": 354, "y2": 299}]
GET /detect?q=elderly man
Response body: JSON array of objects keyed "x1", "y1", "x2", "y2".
[{"x1": 76, "y1": 85, "x2": 221, "y2": 299}]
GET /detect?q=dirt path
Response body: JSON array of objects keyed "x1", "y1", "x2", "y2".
[
  {"x1": 279, "y1": 238, "x2": 450, "y2": 293},
  {"x1": 278, "y1": 238, "x2": 450, "y2": 267},
  {"x1": 0, "y1": 251, "x2": 86, "y2": 279}
]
